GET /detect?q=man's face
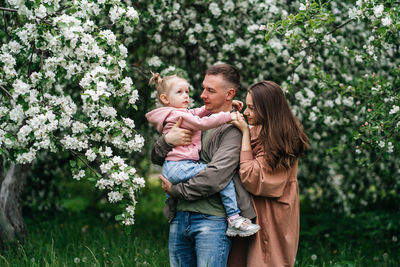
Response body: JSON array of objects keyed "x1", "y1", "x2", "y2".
[{"x1": 201, "y1": 74, "x2": 232, "y2": 113}]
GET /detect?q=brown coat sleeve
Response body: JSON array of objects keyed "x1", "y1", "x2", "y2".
[{"x1": 239, "y1": 151, "x2": 288, "y2": 197}]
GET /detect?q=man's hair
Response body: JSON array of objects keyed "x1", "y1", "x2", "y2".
[{"x1": 206, "y1": 64, "x2": 240, "y2": 90}]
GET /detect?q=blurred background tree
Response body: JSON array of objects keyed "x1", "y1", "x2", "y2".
[
  {"x1": 1, "y1": 0, "x2": 398, "y2": 246},
  {"x1": 126, "y1": 0, "x2": 399, "y2": 214}
]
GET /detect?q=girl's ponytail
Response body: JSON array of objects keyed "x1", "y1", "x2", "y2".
[{"x1": 149, "y1": 72, "x2": 162, "y2": 87}]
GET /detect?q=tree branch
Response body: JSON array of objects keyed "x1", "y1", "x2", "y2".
[
  {"x1": 2, "y1": 10, "x2": 10, "y2": 38},
  {"x1": 27, "y1": 43, "x2": 36, "y2": 77},
  {"x1": 327, "y1": 19, "x2": 353, "y2": 36},
  {"x1": 0, "y1": 7, "x2": 18, "y2": 13},
  {"x1": 0, "y1": 126, "x2": 17, "y2": 139},
  {"x1": 132, "y1": 63, "x2": 150, "y2": 79},
  {"x1": 70, "y1": 150, "x2": 100, "y2": 178},
  {"x1": 0, "y1": 85, "x2": 12, "y2": 99}
]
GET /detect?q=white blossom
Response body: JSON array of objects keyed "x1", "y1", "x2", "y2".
[
  {"x1": 35, "y1": 4, "x2": 47, "y2": 18},
  {"x1": 129, "y1": 90, "x2": 139, "y2": 105},
  {"x1": 381, "y1": 16, "x2": 392, "y2": 27},
  {"x1": 99, "y1": 30, "x2": 116, "y2": 45},
  {"x1": 73, "y1": 170, "x2": 86, "y2": 180},
  {"x1": 108, "y1": 191, "x2": 123, "y2": 203},
  {"x1": 223, "y1": 1, "x2": 235, "y2": 12},
  {"x1": 209, "y1": 3, "x2": 221, "y2": 17},
  {"x1": 373, "y1": 4, "x2": 384, "y2": 18},
  {"x1": 109, "y1": 6, "x2": 125, "y2": 23},
  {"x1": 85, "y1": 149, "x2": 97, "y2": 161},
  {"x1": 148, "y1": 56, "x2": 162, "y2": 67},
  {"x1": 389, "y1": 105, "x2": 399, "y2": 115},
  {"x1": 9, "y1": 105, "x2": 24, "y2": 123}
]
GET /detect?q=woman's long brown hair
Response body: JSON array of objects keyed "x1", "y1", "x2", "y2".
[{"x1": 248, "y1": 81, "x2": 310, "y2": 171}]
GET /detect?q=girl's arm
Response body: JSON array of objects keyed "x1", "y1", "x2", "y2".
[
  {"x1": 189, "y1": 106, "x2": 211, "y2": 117},
  {"x1": 171, "y1": 110, "x2": 234, "y2": 131}
]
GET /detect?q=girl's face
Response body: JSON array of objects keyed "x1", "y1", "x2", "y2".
[
  {"x1": 162, "y1": 79, "x2": 190, "y2": 108},
  {"x1": 243, "y1": 92, "x2": 260, "y2": 125}
]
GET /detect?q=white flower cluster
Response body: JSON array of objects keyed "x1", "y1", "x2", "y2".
[{"x1": 1, "y1": 0, "x2": 143, "y2": 226}]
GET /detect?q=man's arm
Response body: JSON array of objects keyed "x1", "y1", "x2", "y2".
[
  {"x1": 169, "y1": 126, "x2": 242, "y2": 200},
  {"x1": 151, "y1": 134, "x2": 174, "y2": 166}
]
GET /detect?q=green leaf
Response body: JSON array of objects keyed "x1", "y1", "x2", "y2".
[
  {"x1": 5, "y1": 133, "x2": 16, "y2": 141},
  {"x1": 124, "y1": 226, "x2": 132, "y2": 235},
  {"x1": 265, "y1": 30, "x2": 276, "y2": 43},
  {"x1": 115, "y1": 215, "x2": 123, "y2": 221},
  {"x1": 70, "y1": 160, "x2": 77, "y2": 167}
]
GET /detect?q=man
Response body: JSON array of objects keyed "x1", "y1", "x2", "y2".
[{"x1": 151, "y1": 64, "x2": 256, "y2": 267}]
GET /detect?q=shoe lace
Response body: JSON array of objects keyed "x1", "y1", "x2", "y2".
[{"x1": 232, "y1": 217, "x2": 249, "y2": 229}]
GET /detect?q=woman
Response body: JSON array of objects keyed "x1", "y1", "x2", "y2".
[{"x1": 228, "y1": 81, "x2": 309, "y2": 267}]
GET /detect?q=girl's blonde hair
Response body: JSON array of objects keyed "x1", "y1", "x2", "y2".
[{"x1": 149, "y1": 72, "x2": 187, "y2": 104}]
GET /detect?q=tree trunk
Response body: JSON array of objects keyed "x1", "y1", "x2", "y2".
[{"x1": 0, "y1": 162, "x2": 30, "y2": 247}]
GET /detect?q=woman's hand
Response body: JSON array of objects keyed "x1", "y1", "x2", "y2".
[
  {"x1": 230, "y1": 112, "x2": 249, "y2": 133},
  {"x1": 165, "y1": 117, "x2": 193, "y2": 146},
  {"x1": 159, "y1": 175, "x2": 172, "y2": 195},
  {"x1": 232, "y1": 100, "x2": 244, "y2": 111}
]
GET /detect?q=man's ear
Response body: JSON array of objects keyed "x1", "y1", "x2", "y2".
[
  {"x1": 159, "y1": 94, "x2": 169, "y2": 106},
  {"x1": 226, "y1": 88, "x2": 236, "y2": 101}
]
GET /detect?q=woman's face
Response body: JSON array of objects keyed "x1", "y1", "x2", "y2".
[{"x1": 243, "y1": 92, "x2": 260, "y2": 125}]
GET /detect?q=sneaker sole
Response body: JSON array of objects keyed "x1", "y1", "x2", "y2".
[{"x1": 226, "y1": 225, "x2": 260, "y2": 237}]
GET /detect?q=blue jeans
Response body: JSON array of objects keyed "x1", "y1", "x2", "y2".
[
  {"x1": 169, "y1": 211, "x2": 231, "y2": 267},
  {"x1": 162, "y1": 160, "x2": 240, "y2": 217}
]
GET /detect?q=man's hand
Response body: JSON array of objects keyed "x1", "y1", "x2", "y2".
[
  {"x1": 165, "y1": 117, "x2": 193, "y2": 146},
  {"x1": 159, "y1": 175, "x2": 172, "y2": 195}
]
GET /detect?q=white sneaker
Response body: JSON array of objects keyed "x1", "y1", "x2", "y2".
[{"x1": 226, "y1": 216, "x2": 260, "y2": 237}]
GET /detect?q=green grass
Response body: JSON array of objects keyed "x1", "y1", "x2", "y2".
[{"x1": 2, "y1": 179, "x2": 399, "y2": 266}]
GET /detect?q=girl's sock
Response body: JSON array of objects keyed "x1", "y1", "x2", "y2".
[{"x1": 228, "y1": 213, "x2": 240, "y2": 222}]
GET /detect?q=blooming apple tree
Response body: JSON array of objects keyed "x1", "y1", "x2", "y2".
[
  {"x1": 0, "y1": 0, "x2": 144, "y2": 238},
  {"x1": 128, "y1": 0, "x2": 399, "y2": 213}
]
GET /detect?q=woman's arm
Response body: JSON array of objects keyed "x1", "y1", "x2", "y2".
[
  {"x1": 230, "y1": 112, "x2": 288, "y2": 197},
  {"x1": 230, "y1": 111, "x2": 251, "y2": 151},
  {"x1": 239, "y1": 153, "x2": 288, "y2": 197}
]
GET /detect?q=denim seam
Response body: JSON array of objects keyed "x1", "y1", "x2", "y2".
[{"x1": 200, "y1": 214, "x2": 225, "y2": 221}]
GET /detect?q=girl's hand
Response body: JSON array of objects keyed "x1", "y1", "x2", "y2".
[
  {"x1": 232, "y1": 100, "x2": 244, "y2": 111},
  {"x1": 230, "y1": 112, "x2": 249, "y2": 133},
  {"x1": 230, "y1": 112, "x2": 237, "y2": 121}
]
